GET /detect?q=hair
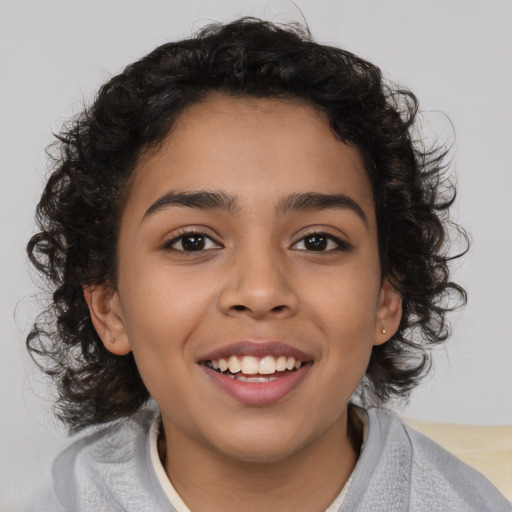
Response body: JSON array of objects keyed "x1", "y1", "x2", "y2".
[{"x1": 27, "y1": 17, "x2": 467, "y2": 432}]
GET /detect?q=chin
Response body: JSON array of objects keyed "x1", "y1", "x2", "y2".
[
  {"x1": 208, "y1": 424, "x2": 311, "y2": 465},
  {"x1": 217, "y1": 442, "x2": 302, "y2": 465}
]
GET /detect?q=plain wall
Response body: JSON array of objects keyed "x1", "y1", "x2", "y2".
[{"x1": 1, "y1": 0, "x2": 511, "y2": 509}]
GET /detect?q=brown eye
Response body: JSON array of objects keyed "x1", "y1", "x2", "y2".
[
  {"x1": 293, "y1": 232, "x2": 349, "y2": 252},
  {"x1": 167, "y1": 232, "x2": 221, "y2": 252},
  {"x1": 303, "y1": 234, "x2": 328, "y2": 251},
  {"x1": 181, "y1": 234, "x2": 206, "y2": 251}
]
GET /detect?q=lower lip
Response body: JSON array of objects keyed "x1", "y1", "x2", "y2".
[{"x1": 200, "y1": 363, "x2": 312, "y2": 405}]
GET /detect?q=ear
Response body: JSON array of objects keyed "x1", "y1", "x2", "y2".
[
  {"x1": 83, "y1": 285, "x2": 132, "y2": 356},
  {"x1": 374, "y1": 279, "x2": 402, "y2": 346}
]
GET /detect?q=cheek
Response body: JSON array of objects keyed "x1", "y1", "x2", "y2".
[
  {"x1": 118, "y1": 268, "x2": 216, "y2": 378},
  {"x1": 121, "y1": 258, "x2": 212, "y2": 328},
  {"x1": 307, "y1": 268, "x2": 380, "y2": 384},
  {"x1": 310, "y1": 268, "x2": 380, "y2": 334}
]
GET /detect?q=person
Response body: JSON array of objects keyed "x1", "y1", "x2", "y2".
[{"x1": 26, "y1": 17, "x2": 510, "y2": 512}]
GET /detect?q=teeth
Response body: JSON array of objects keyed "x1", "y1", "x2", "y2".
[
  {"x1": 228, "y1": 355, "x2": 241, "y2": 374},
  {"x1": 240, "y1": 356, "x2": 259, "y2": 375},
  {"x1": 209, "y1": 355, "x2": 304, "y2": 376},
  {"x1": 259, "y1": 356, "x2": 276, "y2": 374},
  {"x1": 276, "y1": 356, "x2": 287, "y2": 372},
  {"x1": 234, "y1": 374, "x2": 279, "y2": 383}
]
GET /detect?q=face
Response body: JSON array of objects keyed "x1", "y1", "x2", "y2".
[{"x1": 87, "y1": 95, "x2": 401, "y2": 463}]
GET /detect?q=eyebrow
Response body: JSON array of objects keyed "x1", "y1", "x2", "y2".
[
  {"x1": 142, "y1": 190, "x2": 367, "y2": 226},
  {"x1": 277, "y1": 192, "x2": 368, "y2": 226},
  {"x1": 143, "y1": 190, "x2": 239, "y2": 220}
]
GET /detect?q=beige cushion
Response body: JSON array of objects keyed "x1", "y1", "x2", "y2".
[{"x1": 404, "y1": 419, "x2": 512, "y2": 501}]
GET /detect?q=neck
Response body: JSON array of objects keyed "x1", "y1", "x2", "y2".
[{"x1": 159, "y1": 408, "x2": 361, "y2": 512}]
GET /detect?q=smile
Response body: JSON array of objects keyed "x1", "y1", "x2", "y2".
[
  {"x1": 199, "y1": 342, "x2": 313, "y2": 405},
  {"x1": 205, "y1": 354, "x2": 303, "y2": 381}
]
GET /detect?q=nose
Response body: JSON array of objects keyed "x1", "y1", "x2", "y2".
[{"x1": 218, "y1": 250, "x2": 299, "y2": 320}]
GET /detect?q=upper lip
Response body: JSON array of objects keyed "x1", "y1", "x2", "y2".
[{"x1": 198, "y1": 341, "x2": 313, "y2": 363}]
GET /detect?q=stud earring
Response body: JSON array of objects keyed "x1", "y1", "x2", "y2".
[
  {"x1": 381, "y1": 328, "x2": 386, "y2": 335},
  {"x1": 110, "y1": 337, "x2": 116, "y2": 344}
]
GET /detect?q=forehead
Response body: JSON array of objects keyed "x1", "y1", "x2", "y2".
[{"x1": 126, "y1": 94, "x2": 375, "y2": 222}]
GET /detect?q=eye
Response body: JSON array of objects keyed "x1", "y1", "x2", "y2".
[
  {"x1": 166, "y1": 232, "x2": 221, "y2": 252},
  {"x1": 292, "y1": 232, "x2": 349, "y2": 252}
]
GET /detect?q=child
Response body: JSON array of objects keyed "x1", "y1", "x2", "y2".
[{"x1": 27, "y1": 18, "x2": 510, "y2": 512}]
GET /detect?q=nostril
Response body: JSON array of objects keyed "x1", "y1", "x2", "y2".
[{"x1": 231, "y1": 304, "x2": 287, "y2": 313}]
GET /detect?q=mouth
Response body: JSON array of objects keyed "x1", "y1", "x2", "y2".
[
  {"x1": 203, "y1": 354, "x2": 306, "y2": 382},
  {"x1": 198, "y1": 341, "x2": 314, "y2": 405}
]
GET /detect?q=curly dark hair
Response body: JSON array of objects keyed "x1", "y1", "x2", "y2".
[{"x1": 27, "y1": 17, "x2": 467, "y2": 432}]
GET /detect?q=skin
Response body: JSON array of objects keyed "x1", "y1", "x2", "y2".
[{"x1": 85, "y1": 95, "x2": 402, "y2": 511}]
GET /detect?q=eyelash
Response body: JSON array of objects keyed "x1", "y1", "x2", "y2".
[{"x1": 163, "y1": 230, "x2": 350, "y2": 253}]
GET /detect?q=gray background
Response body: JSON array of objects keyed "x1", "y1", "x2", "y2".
[{"x1": 1, "y1": 0, "x2": 511, "y2": 509}]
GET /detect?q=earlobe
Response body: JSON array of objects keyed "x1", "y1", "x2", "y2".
[
  {"x1": 83, "y1": 285, "x2": 132, "y2": 356},
  {"x1": 374, "y1": 280, "x2": 402, "y2": 346}
]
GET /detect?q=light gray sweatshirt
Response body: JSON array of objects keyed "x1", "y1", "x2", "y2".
[{"x1": 34, "y1": 407, "x2": 511, "y2": 511}]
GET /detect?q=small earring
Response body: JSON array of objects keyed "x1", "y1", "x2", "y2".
[
  {"x1": 110, "y1": 337, "x2": 116, "y2": 344},
  {"x1": 381, "y1": 328, "x2": 386, "y2": 335}
]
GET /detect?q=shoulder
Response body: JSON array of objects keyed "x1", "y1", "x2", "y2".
[
  {"x1": 400, "y1": 417, "x2": 510, "y2": 511},
  {"x1": 35, "y1": 407, "x2": 173, "y2": 512},
  {"x1": 341, "y1": 407, "x2": 510, "y2": 512},
  {"x1": 53, "y1": 407, "x2": 154, "y2": 469},
  {"x1": 373, "y1": 408, "x2": 510, "y2": 511}
]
